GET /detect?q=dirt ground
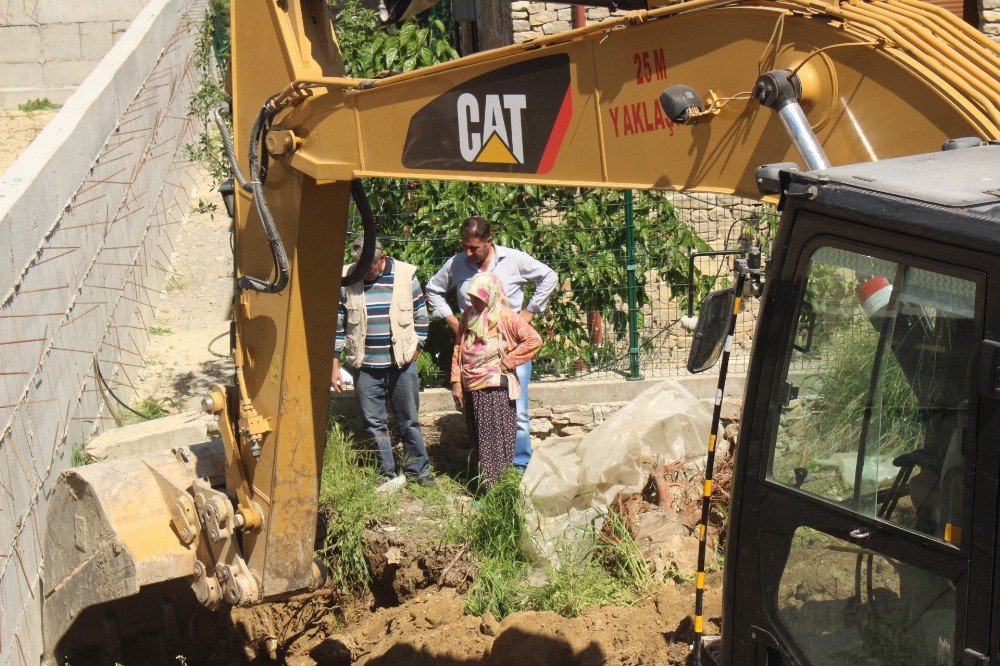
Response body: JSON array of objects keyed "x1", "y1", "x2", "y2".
[
  {"x1": 229, "y1": 521, "x2": 723, "y2": 666},
  {"x1": 0, "y1": 107, "x2": 59, "y2": 175}
]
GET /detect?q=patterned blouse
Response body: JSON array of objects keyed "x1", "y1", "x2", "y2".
[
  {"x1": 451, "y1": 306, "x2": 543, "y2": 398},
  {"x1": 459, "y1": 332, "x2": 506, "y2": 391}
]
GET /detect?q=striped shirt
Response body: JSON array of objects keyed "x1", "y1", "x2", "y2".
[{"x1": 335, "y1": 259, "x2": 429, "y2": 369}]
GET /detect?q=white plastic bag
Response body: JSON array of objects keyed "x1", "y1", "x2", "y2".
[{"x1": 521, "y1": 379, "x2": 712, "y2": 565}]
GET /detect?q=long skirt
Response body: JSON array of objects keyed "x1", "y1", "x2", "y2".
[{"x1": 464, "y1": 387, "x2": 517, "y2": 491}]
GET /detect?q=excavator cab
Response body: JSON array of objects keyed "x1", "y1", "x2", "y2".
[{"x1": 719, "y1": 145, "x2": 1000, "y2": 664}]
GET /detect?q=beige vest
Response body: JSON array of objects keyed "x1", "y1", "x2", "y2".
[{"x1": 341, "y1": 259, "x2": 420, "y2": 368}]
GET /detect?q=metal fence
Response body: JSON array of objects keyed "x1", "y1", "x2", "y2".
[{"x1": 347, "y1": 183, "x2": 775, "y2": 386}]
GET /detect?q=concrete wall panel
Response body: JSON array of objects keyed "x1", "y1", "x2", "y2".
[{"x1": 0, "y1": 0, "x2": 205, "y2": 661}]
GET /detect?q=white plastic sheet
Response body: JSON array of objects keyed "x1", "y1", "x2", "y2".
[{"x1": 521, "y1": 379, "x2": 712, "y2": 564}]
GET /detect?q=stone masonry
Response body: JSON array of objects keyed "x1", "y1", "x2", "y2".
[
  {"x1": 0, "y1": 0, "x2": 153, "y2": 106},
  {"x1": 511, "y1": 1, "x2": 999, "y2": 44}
]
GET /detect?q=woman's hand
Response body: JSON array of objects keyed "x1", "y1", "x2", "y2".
[{"x1": 452, "y1": 382, "x2": 464, "y2": 410}]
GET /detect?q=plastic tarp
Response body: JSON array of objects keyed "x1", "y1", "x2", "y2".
[{"x1": 521, "y1": 379, "x2": 712, "y2": 564}]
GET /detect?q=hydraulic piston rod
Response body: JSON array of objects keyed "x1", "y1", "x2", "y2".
[{"x1": 754, "y1": 69, "x2": 831, "y2": 171}]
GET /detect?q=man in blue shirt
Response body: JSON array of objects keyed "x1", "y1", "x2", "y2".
[
  {"x1": 333, "y1": 236, "x2": 434, "y2": 486},
  {"x1": 426, "y1": 217, "x2": 558, "y2": 472}
]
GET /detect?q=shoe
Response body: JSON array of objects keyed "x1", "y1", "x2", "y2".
[
  {"x1": 376, "y1": 474, "x2": 406, "y2": 493},
  {"x1": 412, "y1": 475, "x2": 437, "y2": 488}
]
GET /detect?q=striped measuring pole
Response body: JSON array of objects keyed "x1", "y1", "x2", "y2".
[{"x1": 693, "y1": 270, "x2": 747, "y2": 665}]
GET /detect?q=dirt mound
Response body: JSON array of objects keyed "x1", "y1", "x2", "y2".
[{"x1": 296, "y1": 572, "x2": 721, "y2": 665}]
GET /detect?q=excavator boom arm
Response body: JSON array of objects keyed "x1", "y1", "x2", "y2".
[{"x1": 226, "y1": 0, "x2": 1000, "y2": 603}]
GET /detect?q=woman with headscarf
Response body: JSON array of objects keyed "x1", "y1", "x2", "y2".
[{"x1": 451, "y1": 272, "x2": 542, "y2": 490}]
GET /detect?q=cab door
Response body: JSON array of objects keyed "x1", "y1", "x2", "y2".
[{"x1": 727, "y1": 217, "x2": 996, "y2": 664}]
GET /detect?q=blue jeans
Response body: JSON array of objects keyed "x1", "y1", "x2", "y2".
[
  {"x1": 514, "y1": 360, "x2": 532, "y2": 470},
  {"x1": 352, "y1": 362, "x2": 430, "y2": 479}
]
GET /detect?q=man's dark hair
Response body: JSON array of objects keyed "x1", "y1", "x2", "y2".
[{"x1": 460, "y1": 216, "x2": 491, "y2": 241}]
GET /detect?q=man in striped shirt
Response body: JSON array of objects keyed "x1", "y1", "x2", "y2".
[{"x1": 333, "y1": 237, "x2": 434, "y2": 486}]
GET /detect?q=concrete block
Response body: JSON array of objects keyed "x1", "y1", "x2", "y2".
[
  {"x1": 79, "y1": 21, "x2": 115, "y2": 60},
  {"x1": 40, "y1": 23, "x2": 82, "y2": 61},
  {"x1": 556, "y1": 8, "x2": 571, "y2": 20},
  {"x1": 512, "y1": 19, "x2": 530, "y2": 31},
  {"x1": 529, "y1": 11, "x2": 555, "y2": 25},
  {"x1": 35, "y1": 0, "x2": 143, "y2": 24},
  {"x1": 1, "y1": 0, "x2": 45, "y2": 25},
  {"x1": 84, "y1": 411, "x2": 210, "y2": 461},
  {"x1": 510, "y1": 1, "x2": 531, "y2": 8},
  {"x1": 112, "y1": 19, "x2": 133, "y2": 37},
  {"x1": 43, "y1": 59, "x2": 97, "y2": 87},
  {"x1": 2, "y1": 61, "x2": 44, "y2": 89},
  {"x1": 0, "y1": 26, "x2": 42, "y2": 63}
]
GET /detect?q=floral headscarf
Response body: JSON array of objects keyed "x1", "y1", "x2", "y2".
[{"x1": 465, "y1": 272, "x2": 508, "y2": 340}]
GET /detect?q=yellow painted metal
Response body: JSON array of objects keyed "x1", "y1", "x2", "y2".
[
  {"x1": 225, "y1": 0, "x2": 999, "y2": 604},
  {"x1": 41, "y1": 442, "x2": 226, "y2": 655},
  {"x1": 277, "y1": 0, "x2": 998, "y2": 198},
  {"x1": 230, "y1": 0, "x2": 350, "y2": 600}
]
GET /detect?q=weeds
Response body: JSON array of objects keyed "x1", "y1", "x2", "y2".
[
  {"x1": 71, "y1": 443, "x2": 90, "y2": 466},
  {"x1": 149, "y1": 326, "x2": 172, "y2": 336},
  {"x1": 465, "y1": 469, "x2": 648, "y2": 620},
  {"x1": 315, "y1": 425, "x2": 652, "y2": 620},
  {"x1": 318, "y1": 422, "x2": 398, "y2": 592},
  {"x1": 119, "y1": 397, "x2": 172, "y2": 425},
  {"x1": 595, "y1": 509, "x2": 652, "y2": 588},
  {"x1": 18, "y1": 98, "x2": 59, "y2": 113}
]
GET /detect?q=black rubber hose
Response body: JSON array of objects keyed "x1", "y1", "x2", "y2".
[
  {"x1": 237, "y1": 99, "x2": 290, "y2": 294},
  {"x1": 343, "y1": 180, "x2": 379, "y2": 287},
  {"x1": 95, "y1": 360, "x2": 158, "y2": 420}
]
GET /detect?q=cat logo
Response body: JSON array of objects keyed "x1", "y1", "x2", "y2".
[
  {"x1": 457, "y1": 93, "x2": 527, "y2": 164},
  {"x1": 402, "y1": 54, "x2": 571, "y2": 174}
]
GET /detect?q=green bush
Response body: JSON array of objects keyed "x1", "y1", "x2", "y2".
[{"x1": 17, "y1": 98, "x2": 59, "y2": 113}]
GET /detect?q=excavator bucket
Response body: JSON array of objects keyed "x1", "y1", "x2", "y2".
[{"x1": 41, "y1": 440, "x2": 225, "y2": 660}]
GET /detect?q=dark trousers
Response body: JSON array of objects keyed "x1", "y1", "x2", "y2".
[
  {"x1": 465, "y1": 387, "x2": 517, "y2": 491},
  {"x1": 353, "y1": 362, "x2": 430, "y2": 479}
]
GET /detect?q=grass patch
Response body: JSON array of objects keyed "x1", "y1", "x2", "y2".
[
  {"x1": 149, "y1": 326, "x2": 172, "y2": 336},
  {"x1": 318, "y1": 422, "x2": 398, "y2": 593},
  {"x1": 465, "y1": 470, "x2": 649, "y2": 620},
  {"x1": 313, "y1": 427, "x2": 652, "y2": 619},
  {"x1": 18, "y1": 97, "x2": 59, "y2": 113},
  {"x1": 119, "y1": 397, "x2": 171, "y2": 425},
  {"x1": 71, "y1": 443, "x2": 91, "y2": 466}
]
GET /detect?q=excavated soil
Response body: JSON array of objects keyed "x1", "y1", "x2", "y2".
[{"x1": 230, "y1": 522, "x2": 723, "y2": 666}]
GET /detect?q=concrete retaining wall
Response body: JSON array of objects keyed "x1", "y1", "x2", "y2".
[
  {"x1": 0, "y1": 0, "x2": 204, "y2": 662},
  {"x1": 0, "y1": 0, "x2": 155, "y2": 106},
  {"x1": 331, "y1": 373, "x2": 746, "y2": 450}
]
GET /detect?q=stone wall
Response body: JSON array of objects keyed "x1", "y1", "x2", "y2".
[
  {"x1": 332, "y1": 375, "x2": 746, "y2": 452},
  {"x1": 0, "y1": 0, "x2": 152, "y2": 106},
  {"x1": 982, "y1": 0, "x2": 1000, "y2": 40},
  {"x1": 512, "y1": 1, "x2": 1000, "y2": 43}
]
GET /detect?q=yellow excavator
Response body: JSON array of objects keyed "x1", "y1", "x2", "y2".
[{"x1": 40, "y1": 0, "x2": 1000, "y2": 662}]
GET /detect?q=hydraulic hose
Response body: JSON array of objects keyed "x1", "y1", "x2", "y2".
[
  {"x1": 219, "y1": 96, "x2": 378, "y2": 293},
  {"x1": 343, "y1": 180, "x2": 379, "y2": 287},
  {"x1": 238, "y1": 98, "x2": 290, "y2": 294},
  {"x1": 212, "y1": 103, "x2": 251, "y2": 192}
]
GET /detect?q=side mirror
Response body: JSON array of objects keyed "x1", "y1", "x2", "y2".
[
  {"x1": 687, "y1": 288, "x2": 735, "y2": 374},
  {"x1": 792, "y1": 300, "x2": 816, "y2": 353}
]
